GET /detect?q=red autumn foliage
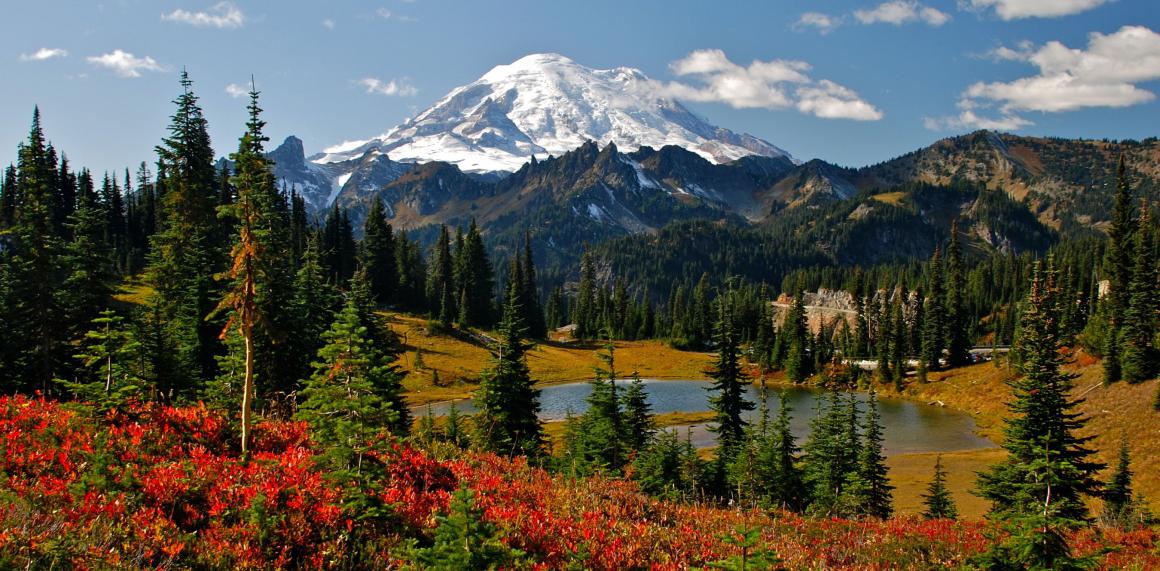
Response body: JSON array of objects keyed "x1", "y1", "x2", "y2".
[{"x1": 1, "y1": 394, "x2": 1156, "y2": 569}]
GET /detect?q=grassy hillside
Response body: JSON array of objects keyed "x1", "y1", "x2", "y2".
[
  {"x1": 385, "y1": 313, "x2": 714, "y2": 406},
  {"x1": 885, "y1": 353, "x2": 1160, "y2": 516}
]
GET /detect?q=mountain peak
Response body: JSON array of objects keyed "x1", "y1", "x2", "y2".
[{"x1": 316, "y1": 53, "x2": 791, "y2": 173}]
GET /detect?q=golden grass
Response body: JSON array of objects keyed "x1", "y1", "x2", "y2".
[
  {"x1": 113, "y1": 280, "x2": 155, "y2": 307},
  {"x1": 870, "y1": 191, "x2": 907, "y2": 205},
  {"x1": 887, "y1": 448, "x2": 1006, "y2": 519},
  {"x1": 384, "y1": 312, "x2": 714, "y2": 406},
  {"x1": 884, "y1": 356, "x2": 1160, "y2": 514}
]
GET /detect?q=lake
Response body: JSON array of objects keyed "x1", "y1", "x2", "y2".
[{"x1": 416, "y1": 379, "x2": 995, "y2": 455}]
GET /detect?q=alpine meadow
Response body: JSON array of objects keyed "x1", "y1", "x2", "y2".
[{"x1": 5, "y1": 1, "x2": 1160, "y2": 569}]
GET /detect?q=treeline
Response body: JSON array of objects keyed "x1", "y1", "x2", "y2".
[{"x1": 0, "y1": 74, "x2": 549, "y2": 416}]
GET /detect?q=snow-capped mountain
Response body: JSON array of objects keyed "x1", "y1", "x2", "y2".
[{"x1": 312, "y1": 53, "x2": 791, "y2": 175}]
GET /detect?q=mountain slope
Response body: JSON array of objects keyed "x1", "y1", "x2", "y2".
[{"x1": 312, "y1": 53, "x2": 791, "y2": 174}]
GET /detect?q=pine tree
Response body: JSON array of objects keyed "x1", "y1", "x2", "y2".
[
  {"x1": 565, "y1": 339, "x2": 625, "y2": 474},
  {"x1": 212, "y1": 85, "x2": 275, "y2": 454},
  {"x1": 406, "y1": 486, "x2": 524, "y2": 570},
  {"x1": 1120, "y1": 206, "x2": 1158, "y2": 384},
  {"x1": 361, "y1": 198, "x2": 396, "y2": 307},
  {"x1": 802, "y1": 391, "x2": 849, "y2": 515},
  {"x1": 784, "y1": 291, "x2": 811, "y2": 382},
  {"x1": 922, "y1": 455, "x2": 957, "y2": 519},
  {"x1": 574, "y1": 250, "x2": 596, "y2": 339},
  {"x1": 455, "y1": 219, "x2": 493, "y2": 328},
  {"x1": 1102, "y1": 156, "x2": 1136, "y2": 384},
  {"x1": 841, "y1": 389, "x2": 893, "y2": 518},
  {"x1": 762, "y1": 392, "x2": 806, "y2": 511},
  {"x1": 428, "y1": 225, "x2": 457, "y2": 327},
  {"x1": 473, "y1": 279, "x2": 544, "y2": 458},
  {"x1": 290, "y1": 236, "x2": 338, "y2": 385},
  {"x1": 620, "y1": 373, "x2": 655, "y2": 454},
  {"x1": 921, "y1": 247, "x2": 945, "y2": 371},
  {"x1": 977, "y1": 261, "x2": 1104, "y2": 522},
  {"x1": 148, "y1": 71, "x2": 223, "y2": 395},
  {"x1": 7, "y1": 108, "x2": 68, "y2": 393},
  {"x1": 707, "y1": 294, "x2": 754, "y2": 481},
  {"x1": 297, "y1": 297, "x2": 406, "y2": 469},
  {"x1": 61, "y1": 309, "x2": 144, "y2": 407},
  {"x1": 944, "y1": 220, "x2": 971, "y2": 367},
  {"x1": 321, "y1": 204, "x2": 356, "y2": 286},
  {"x1": 1100, "y1": 438, "x2": 1137, "y2": 529},
  {"x1": 520, "y1": 231, "x2": 547, "y2": 338}
]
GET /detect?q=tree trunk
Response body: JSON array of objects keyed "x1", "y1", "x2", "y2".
[{"x1": 241, "y1": 330, "x2": 254, "y2": 455}]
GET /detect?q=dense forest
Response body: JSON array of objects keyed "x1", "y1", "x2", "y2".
[{"x1": 1, "y1": 74, "x2": 1159, "y2": 569}]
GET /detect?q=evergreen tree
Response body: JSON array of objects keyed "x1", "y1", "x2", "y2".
[
  {"x1": 633, "y1": 428, "x2": 703, "y2": 501},
  {"x1": 802, "y1": 391, "x2": 847, "y2": 515},
  {"x1": 574, "y1": 250, "x2": 596, "y2": 339},
  {"x1": 290, "y1": 236, "x2": 338, "y2": 385},
  {"x1": 405, "y1": 487, "x2": 523, "y2": 570},
  {"x1": 61, "y1": 190, "x2": 114, "y2": 348},
  {"x1": 564, "y1": 339, "x2": 625, "y2": 474},
  {"x1": 7, "y1": 108, "x2": 67, "y2": 393},
  {"x1": 922, "y1": 455, "x2": 957, "y2": 519},
  {"x1": 520, "y1": 231, "x2": 547, "y2": 338},
  {"x1": 1120, "y1": 207, "x2": 1158, "y2": 384},
  {"x1": 545, "y1": 286, "x2": 565, "y2": 332},
  {"x1": 944, "y1": 220, "x2": 971, "y2": 367},
  {"x1": 921, "y1": 247, "x2": 946, "y2": 371},
  {"x1": 620, "y1": 373, "x2": 655, "y2": 454},
  {"x1": 321, "y1": 204, "x2": 356, "y2": 286},
  {"x1": 977, "y1": 261, "x2": 1104, "y2": 522},
  {"x1": 707, "y1": 293, "x2": 754, "y2": 483},
  {"x1": 841, "y1": 389, "x2": 893, "y2": 518},
  {"x1": 148, "y1": 72, "x2": 223, "y2": 395},
  {"x1": 60, "y1": 309, "x2": 144, "y2": 407},
  {"x1": 1102, "y1": 156, "x2": 1136, "y2": 384},
  {"x1": 1100, "y1": 438, "x2": 1137, "y2": 529},
  {"x1": 784, "y1": 291, "x2": 811, "y2": 382},
  {"x1": 297, "y1": 297, "x2": 407, "y2": 469},
  {"x1": 456, "y1": 219, "x2": 493, "y2": 328},
  {"x1": 428, "y1": 225, "x2": 457, "y2": 327},
  {"x1": 764, "y1": 392, "x2": 806, "y2": 511},
  {"x1": 473, "y1": 279, "x2": 544, "y2": 458},
  {"x1": 360, "y1": 198, "x2": 397, "y2": 307}
]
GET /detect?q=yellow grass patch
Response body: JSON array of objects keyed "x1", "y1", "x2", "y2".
[
  {"x1": 870, "y1": 191, "x2": 907, "y2": 205},
  {"x1": 384, "y1": 312, "x2": 714, "y2": 406},
  {"x1": 887, "y1": 448, "x2": 1006, "y2": 519}
]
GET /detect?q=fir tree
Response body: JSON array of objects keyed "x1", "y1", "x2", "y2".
[
  {"x1": 707, "y1": 294, "x2": 754, "y2": 482},
  {"x1": 565, "y1": 339, "x2": 625, "y2": 474},
  {"x1": 1102, "y1": 156, "x2": 1136, "y2": 384},
  {"x1": 520, "y1": 231, "x2": 547, "y2": 338},
  {"x1": 473, "y1": 279, "x2": 544, "y2": 459},
  {"x1": 976, "y1": 261, "x2": 1104, "y2": 522},
  {"x1": 297, "y1": 297, "x2": 406, "y2": 469},
  {"x1": 1100, "y1": 438, "x2": 1137, "y2": 529},
  {"x1": 921, "y1": 247, "x2": 945, "y2": 371},
  {"x1": 1120, "y1": 206, "x2": 1158, "y2": 384},
  {"x1": 405, "y1": 486, "x2": 523, "y2": 570},
  {"x1": 944, "y1": 220, "x2": 971, "y2": 367},
  {"x1": 841, "y1": 389, "x2": 893, "y2": 518},
  {"x1": 922, "y1": 455, "x2": 958, "y2": 520},
  {"x1": 784, "y1": 291, "x2": 811, "y2": 382},
  {"x1": 148, "y1": 72, "x2": 223, "y2": 395},
  {"x1": 8, "y1": 108, "x2": 67, "y2": 393},
  {"x1": 620, "y1": 372, "x2": 655, "y2": 454},
  {"x1": 61, "y1": 309, "x2": 144, "y2": 407},
  {"x1": 428, "y1": 225, "x2": 457, "y2": 327},
  {"x1": 574, "y1": 250, "x2": 596, "y2": 339},
  {"x1": 763, "y1": 392, "x2": 806, "y2": 511},
  {"x1": 361, "y1": 198, "x2": 397, "y2": 307}
]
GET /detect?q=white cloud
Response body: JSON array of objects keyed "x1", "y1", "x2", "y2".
[
  {"x1": 854, "y1": 1, "x2": 951, "y2": 26},
  {"x1": 358, "y1": 77, "x2": 417, "y2": 97},
  {"x1": 929, "y1": 25, "x2": 1160, "y2": 131},
  {"x1": 322, "y1": 18, "x2": 336, "y2": 30},
  {"x1": 20, "y1": 47, "x2": 68, "y2": 62},
  {"x1": 794, "y1": 12, "x2": 840, "y2": 34},
  {"x1": 225, "y1": 83, "x2": 248, "y2": 98},
  {"x1": 656, "y1": 49, "x2": 883, "y2": 121},
  {"x1": 965, "y1": 0, "x2": 1108, "y2": 20},
  {"x1": 376, "y1": 8, "x2": 393, "y2": 19},
  {"x1": 796, "y1": 80, "x2": 885, "y2": 121},
  {"x1": 162, "y1": 2, "x2": 245, "y2": 29},
  {"x1": 86, "y1": 50, "x2": 165, "y2": 78}
]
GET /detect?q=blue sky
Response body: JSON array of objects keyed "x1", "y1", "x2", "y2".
[{"x1": 2, "y1": 0, "x2": 1158, "y2": 172}]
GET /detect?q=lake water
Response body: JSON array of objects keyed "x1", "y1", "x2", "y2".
[{"x1": 417, "y1": 379, "x2": 995, "y2": 455}]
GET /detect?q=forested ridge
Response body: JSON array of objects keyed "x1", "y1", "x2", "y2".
[{"x1": 1, "y1": 74, "x2": 1159, "y2": 569}]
